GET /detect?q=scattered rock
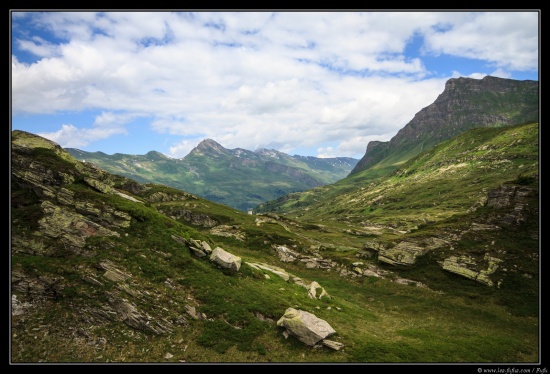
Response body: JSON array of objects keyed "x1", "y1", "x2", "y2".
[{"x1": 322, "y1": 339, "x2": 344, "y2": 351}]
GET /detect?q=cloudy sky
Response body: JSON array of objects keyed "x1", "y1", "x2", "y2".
[{"x1": 10, "y1": 10, "x2": 539, "y2": 159}]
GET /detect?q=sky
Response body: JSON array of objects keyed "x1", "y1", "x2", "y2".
[{"x1": 10, "y1": 10, "x2": 540, "y2": 160}]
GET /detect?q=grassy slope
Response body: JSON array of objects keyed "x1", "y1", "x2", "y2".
[
  {"x1": 10, "y1": 127, "x2": 539, "y2": 363},
  {"x1": 258, "y1": 122, "x2": 538, "y2": 228}
]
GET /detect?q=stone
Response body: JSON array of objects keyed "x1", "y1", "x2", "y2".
[
  {"x1": 276, "y1": 308, "x2": 336, "y2": 346},
  {"x1": 210, "y1": 247, "x2": 242, "y2": 271}
]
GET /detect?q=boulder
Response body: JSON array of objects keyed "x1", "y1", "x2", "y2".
[
  {"x1": 209, "y1": 247, "x2": 241, "y2": 271},
  {"x1": 277, "y1": 308, "x2": 335, "y2": 346}
]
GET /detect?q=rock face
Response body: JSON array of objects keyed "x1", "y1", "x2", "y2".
[
  {"x1": 276, "y1": 308, "x2": 336, "y2": 346},
  {"x1": 351, "y1": 76, "x2": 539, "y2": 175}
]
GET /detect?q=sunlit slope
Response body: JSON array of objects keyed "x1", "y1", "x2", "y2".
[{"x1": 256, "y1": 122, "x2": 539, "y2": 229}]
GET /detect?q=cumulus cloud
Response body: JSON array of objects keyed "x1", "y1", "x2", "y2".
[
  {"x1": 11, "y1": 11, "x2": 539, "y2": 159},
  {"x1": 423, "y1": 12, "x2": 538, "y2": 71},
  {"x1": 38, "y1": 123, "x2": 127, "y2": 149}
]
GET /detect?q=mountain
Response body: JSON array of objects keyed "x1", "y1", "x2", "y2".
[
  {"x1": 10, "y1": 120, "x2": 539, "y2": 363},
  {"x1": 257, "y1": 76, "x2": 539, "y2": 216},
  {"x1": 66, "y1": 140, "x2": 358, "y2": 212},
  {"x1": 350, "y1": 76, "x2": 538, "y2": 176}
]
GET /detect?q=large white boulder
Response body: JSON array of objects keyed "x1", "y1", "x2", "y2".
[
  {"x1": 209, "y1": 247, "x2": 242, "y2": 271},
  {"x1": 276, "y1": 307, "x2": 335, "y2": 346}
]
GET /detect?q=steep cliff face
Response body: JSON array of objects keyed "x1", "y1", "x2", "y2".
[{"x1": 350, "y1": 76, "x2": 539, "y2": 175}]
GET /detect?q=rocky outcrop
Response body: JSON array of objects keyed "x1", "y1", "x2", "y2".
[
  {"x1": 176, "y1": 210, "x2": 218, "y2": 227},
  {"x1": 274, "y1": 245, "x2": 336, "y2": 269},
  {"x1": 277, "y1": 308, "x2": 336, "y2": 346},
  {"x1": 11, "y1": 294, "x2": 32, "y2": 316},
  {"x1": 38, "y1": 201, "x2": 122, "y2": 254},
  {"x1": 378, "y1": 241, "x2": 428, "y2": 266},
  {"x1": 146, "y1": 191, "x2": 197, "y2": 203},
  {"x1": 173, "y1": 235, "x2": 241, "y2": 271},
  {"x1": 246, "y1": 262, "x2": 291, "y2": 281},
  {"x1": 11, "y1": 269, "x2": 65, "y2": 298},
  {"x1": 485, "y1": 184, "x2": 537, "y2": 226},
  {"x1": 245, "y1": 262, "x2": 331, "y2": 299},
  {"x1": 11, "y1": 131, "x2": 137, "y2": 258},
  {"x1": 172, "y1": 235, "x2": 214, "y2": 258},
  {"x1": 99, "y1": 260, "x2": 132, "y2": 282},
  {"x1": 209, "y1": 225, "x2": 246, "y2": 241},
  {"x1": 105, "y1": 292, "x2": 173, "y2": 335},
  {"x1": 440, "y1": 254, "x2": 503, "y2": 286}
]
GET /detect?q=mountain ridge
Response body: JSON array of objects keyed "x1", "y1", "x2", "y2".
[
  {"x1": 350, "y1": 75, "x2": 539, "y2": 175},
  {"x1": 66, "y1": 140, "x2": 358, "y2": 212}
]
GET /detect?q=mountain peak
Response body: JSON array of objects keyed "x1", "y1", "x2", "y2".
[
  {"x1": 349, "y1": 75, "x2": 539, "y2": 175},
  {"x1": 198, "y1": 138, "x2": 222, "y2": 148},
  {"x1": 190, "y1": 138, "x2": 228, "y2": 156}
]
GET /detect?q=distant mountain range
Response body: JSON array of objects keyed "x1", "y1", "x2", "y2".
[{"x1": 66, "y1": 141, "x2": 358, "y2": 211}]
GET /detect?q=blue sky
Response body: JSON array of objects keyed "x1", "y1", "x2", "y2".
[{"x1": 11, "y1": 11, "x2": 539, "y2": 159}]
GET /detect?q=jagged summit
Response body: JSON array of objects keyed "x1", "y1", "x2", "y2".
[{"x1": 189, "y1": 138, "x2": 228, "y2": 156}]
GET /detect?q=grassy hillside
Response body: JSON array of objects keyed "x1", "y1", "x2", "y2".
[
  {"x1": 10, "y1": 127, "x2": 539, "y2": 363},
  {"x1": 257, "y1": 122, "x2": 538, "y2": 225}
]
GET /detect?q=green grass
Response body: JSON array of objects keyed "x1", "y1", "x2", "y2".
[{"x1": 11, "y1": 124, "x2": 540, "y2": 363}]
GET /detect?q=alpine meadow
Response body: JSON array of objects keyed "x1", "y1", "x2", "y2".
[{"x1": 11, "y1": 75, "x2": 540, "y2": 365}]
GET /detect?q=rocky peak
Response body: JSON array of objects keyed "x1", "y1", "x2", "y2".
[
  {"x1": 444, "y1": 75, "x2": 537, "y2": 95},
  {"x1": 189, "y1": 138, "x2": 228, "y2": 156},
  {"x1": 350, "y1": 76, "x2": 539, "y2": 175}
]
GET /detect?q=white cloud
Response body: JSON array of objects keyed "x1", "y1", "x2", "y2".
[
  {"x1": 423, "y1": 12, "x2": 538, "y2": 71},
  {"x1": 11, "y1": 11, "x2": 538, "y2": 159},
  {"x1": 316, "y1": 146, "x2": 336, "y2": 158},
  {"x1": 16, "y1": 36, "x2": 59, "y2": 58},
  {"x1": 169, "y1": 139, "x2": 197, "y2": 159},
  {"x1": 38, "y1": 123, "x2": 127, "y2": 149}
]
